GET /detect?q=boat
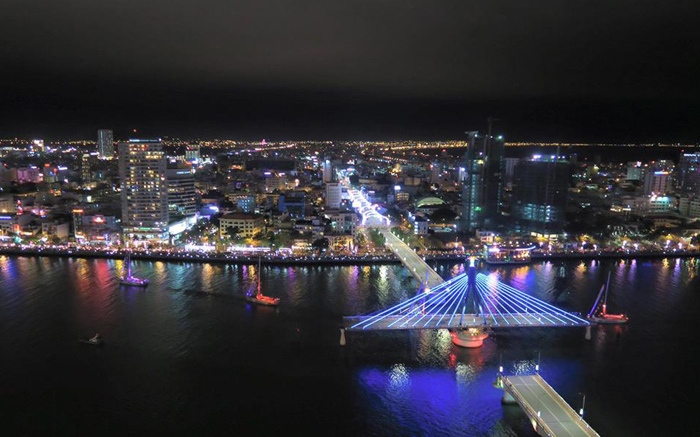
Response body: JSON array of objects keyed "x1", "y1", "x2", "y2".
[
  {"x1": 587, "y1": 272, "x2": 628, "y2": 324},
  {"x1": 120, "y1": 253, "x2": 149, "y2": 287},
  {"x1": 79, "y1": 333, "x2": 104, "y2": 346},
  {"x1": 245, "y1": 257, "x2": 280, "y2": 306}
]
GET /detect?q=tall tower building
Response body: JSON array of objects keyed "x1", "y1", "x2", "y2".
[
  {"x1": 511, "y1": 156, "x2": 570, "y2": 237},
  {"x1": 460, "y1": 132, "x2": 484, "y2": 232},
  {"x1": 459, "y1": 128, "x2": 504, "y2": 232},
  {"x1": 81, "y1": 153, "x2": 92, "y2": 184},
  {"x1": 325, "y1": 182, "x2": 342, "y2": 209},
  {"x1": 677, "y1": 153, "x2": 700, "y2": 196},
  {"x1": 643, "y1": 170, "x2": 672, "y2": 195},
  {"x1": 166, "y1": 166, "x2": 197, "y2": 217},
  {"x1": 322, "y1": 159, "x2": 334, "y2": 183},
  {"x1": 118, "y1": 139, "x2": 169, "y2": 243},
  {"x1": 97, "y1": 129, "x2": 114, "y2": 158}
]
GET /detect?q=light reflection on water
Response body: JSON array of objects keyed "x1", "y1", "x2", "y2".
[{"x1": 0, "y1": 255, "x2": 699, "y2": 437}]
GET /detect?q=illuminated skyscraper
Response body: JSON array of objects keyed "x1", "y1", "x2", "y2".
[
  {"x1": 97, "y1": 129, "x2": 114, "y2": 158},
  {"x1": 677, "y1": 153, "x2": 700, "y2": 196},
  {"x1": 325, "y1": 182, "x2": 341, "y2": 209},
  {"x1": 81, "y1": 153, "x2": 92, "y2": 183},
  {"x1": 511, "y1": 156, "x2": 570, "y2": 236},
  {"x1": 643, "y1": 170, "x2": 672, "y2": 195},
  {"x1": 118, "y1": 139, "x2": 169, "y2": 242},
  {"x1": 460, "y1": 130, "x2": 504, "y2": 232},
  {"x1": 166, "y1": 166, "x2": 196, "y2": 217},
  {"x1": 322, "y1": 159, "x2": 334, "y2": 183}
]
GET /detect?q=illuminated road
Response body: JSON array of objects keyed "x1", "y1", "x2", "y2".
[
  {"x1": 503, "y1": 374, "x2": 601, "y2": 437},
  {"x1": 346, "y1": 186, "x2": 443, "y2": 288},
  {"x1": 381, "y1": 228, "x2": 445, "y2": 289}
]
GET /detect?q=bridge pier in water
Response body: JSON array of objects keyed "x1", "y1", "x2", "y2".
[{"x1": 451, "y1": 327, "x2": 489, "y2": 348}]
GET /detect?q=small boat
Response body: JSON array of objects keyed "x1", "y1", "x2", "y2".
[
  {"x1": 246, "y1": 257, "x2": 280, "y2": 306},
  {"x1": 79, "y1": 333, "x2": 104, "y2": 346},
  {"x1": 120, "y1": 253, "x2": 149, "y2": 287},
  {"x1": 587, "y1": 272, "x2": 628, "y2": 324}
]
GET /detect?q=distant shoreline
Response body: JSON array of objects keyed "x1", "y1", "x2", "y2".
[{"x1": 0, "y1": 246, "x2": 698, "y2": 266}]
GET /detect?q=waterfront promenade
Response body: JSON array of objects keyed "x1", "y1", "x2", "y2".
[{"x1": 0, "y1": 244, "x2": 698, "y2": 266}]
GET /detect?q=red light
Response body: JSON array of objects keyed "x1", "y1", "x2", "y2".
[{"x1": 93, "y1": 216, "x2": 105, "y2": 223}]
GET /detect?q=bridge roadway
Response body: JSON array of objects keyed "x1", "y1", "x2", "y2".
[
  {"x1": 344, "y1": 313, "x2": 586, "y2": 330},
  {"x1": 346, "y1": 185, "x2": 444, "y2": 289},
  {"x1": 380, "y1": 228, "x2": 444, "y2": 289},
  {"x1": 503, "y1": 374, "x2": 600, "y2": 437}
]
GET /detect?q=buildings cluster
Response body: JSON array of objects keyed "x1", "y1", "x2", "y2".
[{"x1": 0, "y1": 130, "x2": 698, "y2": 254}]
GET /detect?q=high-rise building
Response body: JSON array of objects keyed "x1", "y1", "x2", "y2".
[
  {"x1": 430, "y1": 162, "x2": 441, "y2": 184},
  {"x1": 511, "y1": 156, "x2": 570, "y2": 236},
  {"x1": 97, "y1": 129, "x2": 114, "y2": 158},
  {"x1": 626, "y1": 161, "x2": 645, "y2": 181},
  {"x1": 166, "y1": 166, "x2": 196, "y2": 217},
  {"x1": 325, "y1": 182, "x2": 342, "y2": 209},
  {"x1": 677, "y1": 153, "x2": 700, "y2": 196},
  {"x1": 185, "y1": 144, "x2": 200, "y2": 162},
  {"x1": 460, "y1": 130, "x2": 504, "y2": 232},
  {"x1": 643, "y1": 170, "x2": 672, "y2": 195},
  {"x1": 322, "y1": 159, "x2": 334, "y2": 183},
  {"x1": 118, "y1": 139, "x2": 169, "y2": 242},
  {"x1": 81, "y1": 153, "x2": 92, "y2": 183}
]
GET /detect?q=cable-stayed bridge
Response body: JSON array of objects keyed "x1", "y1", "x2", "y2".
[
  {"x1": 342, "y1": 183, "x2": 589, "y2": 348},
  {"x1": 343, "y1": 266, "x2": 588, "y2": 346}
]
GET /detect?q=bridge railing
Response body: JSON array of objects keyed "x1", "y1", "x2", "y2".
[
  {"x1": 503, "y1": 377, "x2": 556, "y2": 437},
  {"x1": 503, "y1": 375, "x2": 601, "y2": 437}
]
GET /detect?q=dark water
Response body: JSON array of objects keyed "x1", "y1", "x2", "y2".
[{"x1": 1, "y1": 256, "x2": 699, "y2": 437}]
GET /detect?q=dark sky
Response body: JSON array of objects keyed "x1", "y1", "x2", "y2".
[{"x1": 2, "y1": 1, "x2": 699, "y2": 141}]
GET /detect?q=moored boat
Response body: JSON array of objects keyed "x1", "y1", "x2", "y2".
[
  {"x1": 587, "y1": 272, "x2": 628, "y2": 324},
  {"x1": 120, "y1": 253, "x2": 149, "y2": 287},
  {"x1": 246, "y1": 257, "x2": 280, "y2": 306}
]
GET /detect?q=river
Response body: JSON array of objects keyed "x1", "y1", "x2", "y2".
[{"x1": 0, "y1": 255, "x2": 698, "y2": 436}]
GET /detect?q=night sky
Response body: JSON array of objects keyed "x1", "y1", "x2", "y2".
[{"x1": 2, "y1": 1, "x2": 699, "y2": 141}]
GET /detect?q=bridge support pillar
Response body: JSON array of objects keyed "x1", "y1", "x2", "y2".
[
  {"x1": 501, "y1": 390, "x2": 517, "y2": 404},
  {"x1": 585, "y1": 325, "x2": 592, "y2": 340},
  {"x1": 339, "y1": 328, "x2": 346, "y2": 346},
  {"x1": 451, "y1": 328, "x2": 488, "y2": 348}
]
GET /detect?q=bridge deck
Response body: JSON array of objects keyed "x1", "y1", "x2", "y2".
[
  {"x1": 344, "y1": 313, "x2": 588, "y2": 330},
  {"x1": 380, "y1": 228, "x2": 444, "y2": 289},
  {"x1": 504, "y1": 374, "x2": 600, "y2": 437}
]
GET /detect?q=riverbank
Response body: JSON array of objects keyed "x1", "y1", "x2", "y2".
[
  {"x1": 531, "y1": 251, "x2": 700, "y2": 260},
  {"x1": 1, "y1": 246, "x2": 698, "y2": 266}
]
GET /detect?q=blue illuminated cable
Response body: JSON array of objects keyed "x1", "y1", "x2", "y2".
[
  {"x1": 446, "y1": 279, "x2": 471, "y2": 327},
  {"x1": 476, "y1": 279, "x2": 527, "y2": 325},
  {"x1": 435, "y1": 277, "x2": 470, "y2": 327},
  {"x1": 353, "y1": 273, "x2": 464, "y2": 329},
  {"x1": 478, "y1": 278, "x2": 561, "y2": 325},
  {"x1": 397, "y1": 276, "x2": 465, "y2": 327},
  {"x1": 474, "y1": 282, "x2": 500, "y2": 325},
  {"x1": 389, "y1": 285, "x2": 455, "y2": 328},
  {"x1": 487, "y1": 279, "x2": 586, "y2": 325},
  {"x1": 412, "y1": 276, "x2": 467, "y2": 327},
  {"x1": 384, "y1": 275, "x2": 465, "y2": 328},
  {"x1": 427, "y1": 276, "x2": 469, "y2": 328},
  {"x1": 476, "y1": 281, "x2": 513, "y2": 326},
  {"x1": 480, "y1": 279, "x2": 563, "y2": 325},
  {"x1": 479, "y1": 274, "x2": 586, "y2": 325},
  {"x1": 500, "y1": 281, "x2": 588, "y2": 324}
]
